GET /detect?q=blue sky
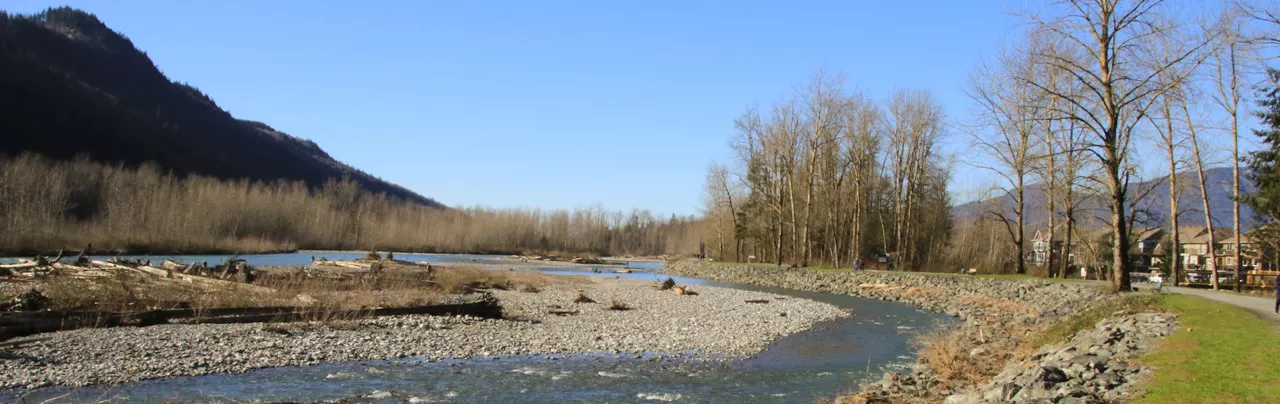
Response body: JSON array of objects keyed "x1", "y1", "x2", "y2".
[{"x1": 7, "y1": 1, "x2": 1052, "y2": 214}]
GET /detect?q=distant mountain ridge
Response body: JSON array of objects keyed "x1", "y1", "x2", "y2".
[
  {"x1": 953, "y1": 166, "x2": 1263, "y2": 231},
  {"x1": 0, "y1": 7, "x2": 443, "y2": 208}
]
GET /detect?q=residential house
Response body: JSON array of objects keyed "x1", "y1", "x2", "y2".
[
  {"x1": 1029, "y1": 227, "x2": 1070, "y2": 266},
  {"x1": 1171, "y1": 226, "x2": 1238, "y2": 270},
  {"x1": 1217, "y1": 233, "x2": 1266, "y2": 270},
  {"x1": 1130, "y1": 227, "x2": 1165, "y2": 270},
  {"x1": 1063, "y1": 227, "x2": 1163, "y2": 270}
]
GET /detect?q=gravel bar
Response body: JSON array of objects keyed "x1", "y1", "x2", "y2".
[{"x1": 0, "y1": 277, "x2": 846, "y2": 389}]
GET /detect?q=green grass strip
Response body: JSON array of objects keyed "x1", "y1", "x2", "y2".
[{"x1": 1137, "y1": 294, "x2": 1280, "y2": 403}]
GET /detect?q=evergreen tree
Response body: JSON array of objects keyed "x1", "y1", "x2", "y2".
[{"x1": 1245, "y1": 69, "x2": 1280, "y2": 223}]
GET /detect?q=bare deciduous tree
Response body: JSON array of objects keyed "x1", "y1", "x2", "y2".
[
  {"x1": 968, "y1": 37, "x2": 1050, "y2": 275},
  {"x1": 710, "y1": 76, "x2": 950, "y2": 271},
  {"x1": 1025, "y1": 0, "x2": 1209, "y2": 291},
  {"x1": 1209, "y1": 10, "x2": 1252, "y2": 291},
  {"x1": 887, "y1": 90, "x2": 948, "y2": 270}
]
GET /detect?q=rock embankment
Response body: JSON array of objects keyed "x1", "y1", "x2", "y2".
[
  {"x1": 665, "y1": 261, "x2": 1107, "y2": 322},
  {"x1": 0, "y1": 277, "x2": 846, "y2": 389},
  {"x1": 948, "y1": 312, "x2": 1176, "y2": 403}
]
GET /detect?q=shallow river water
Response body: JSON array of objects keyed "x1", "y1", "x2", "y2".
[{"x1": 4, "y1": 254, "x2": 951, "y2": 403}]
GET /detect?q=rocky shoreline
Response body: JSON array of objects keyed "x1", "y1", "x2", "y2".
[
  {"x1": 951, "y1": 312, "x2": 1176, "y2": 403},
  {"x1": 0, "y1": 277, "x2": 846, "y2": 390},
  {"x1": 664, "y1": 261, "x2": 1109, "y2": 320},
  {"x1": 664, "y1": 260, "x2": 1173, "y2": 403}
]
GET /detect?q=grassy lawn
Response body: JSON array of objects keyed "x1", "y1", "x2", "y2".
[{"x1": 1136, "y1": 294, "x2": 1280, "y2": 403}]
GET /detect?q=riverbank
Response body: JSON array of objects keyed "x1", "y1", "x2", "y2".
[
  {"x1": 664, "y1": 260, "x2": 1156, "y2": 402},
  {"x1": 0, "y1": 275, "x2": 846, "y2": 390}
]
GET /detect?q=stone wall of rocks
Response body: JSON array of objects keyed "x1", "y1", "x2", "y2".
[{"x1": 947, "y1": 312, "x2": 1176, "y2": 404}]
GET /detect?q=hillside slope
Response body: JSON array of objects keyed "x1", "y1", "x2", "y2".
[
  {"x1": 953, "y1": 166, "x2": 1262, "y2": 230},
  {"x1": 0, "y1": 7, "x2": 442, "y2": 208}
]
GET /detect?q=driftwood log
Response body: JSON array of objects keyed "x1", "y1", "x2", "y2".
[
  {"x1": 0, "y1": 250, "x2": 65, "y2": 271},
  {"x1": 137, "y1": 265, "x2": 274, "y2": 294},
  {"x1": 0, "y1": 262, "x2": 38, "y2": 270},
  {"x1": 0, "y1": 296, "x2": 502, "y2": 341},
  {"x1": 49, "y1": 263, "x2": 112, "y2": 278},
  {"x1": 312, "y1": 260, "x2": 372, "y2": 270}
]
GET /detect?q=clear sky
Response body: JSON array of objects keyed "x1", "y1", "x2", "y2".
[{"x1": 6, "y1": 1, "x2": 1052, "y2": 214}]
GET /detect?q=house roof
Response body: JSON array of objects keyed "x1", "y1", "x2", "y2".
[
  {"x1": 1029, "y1": 225, "x2": 1070, "y2": 242},
  {"x1": 1175, "y1": 226, "x2": 1234, "y2": 244},
  {"x1": 1069, "y1": 226, "x2": 1161, "y2": 242},
  {"x1": 1133, "y1": 227, "x2": 1164, "y2": 243},
  {"x1": 1219, "y1": 233, "x2": 1255, "y2": 245}
]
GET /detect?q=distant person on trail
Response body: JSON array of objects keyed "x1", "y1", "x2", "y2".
[{"x1": 1274, "y1": 273, "x2": 1280, "y2": 315}]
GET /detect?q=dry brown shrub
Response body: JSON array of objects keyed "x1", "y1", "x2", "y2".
[
  {"x1": 914, "y1": 329, "x2": 983, "y2": 385},
  {"x1": 955, "y1": 293, "x2": 1034, "y2": 314},
  {"x1": 657, "y1": 277, "x2": 676, "y2": 290},
  {"x1": 605, "y1": 300, "x2": 631, "y2": 311},
  {"x1": 955, "y1": 293, "x2": 1041, "y2": 325},
  {"x1": 903, "y1": 287, "x2": 939, "y2": 299},
  {"x1": 823, "y1": 393, "x2": 915, "y2": 404}
]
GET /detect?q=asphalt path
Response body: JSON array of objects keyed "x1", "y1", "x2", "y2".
[{"x1": 1161, "y1": 285, "x2": 1279, "y2": 321}]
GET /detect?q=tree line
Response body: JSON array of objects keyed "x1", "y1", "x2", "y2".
[
  {"x1": 0, "y1": 153, "x2": 706, "y2": 257},
  {"x1": 701, "y1": 74, "x2": 952, "y2": 271}
]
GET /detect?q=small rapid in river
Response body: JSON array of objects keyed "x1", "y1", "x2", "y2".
[{"x1": 4, "y1": 254, "x2": 952, "y2": 403}]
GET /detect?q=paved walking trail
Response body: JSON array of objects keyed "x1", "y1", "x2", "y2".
[{"x1": 1163, "y1": 285, "x2": 1278, "y2": 321}]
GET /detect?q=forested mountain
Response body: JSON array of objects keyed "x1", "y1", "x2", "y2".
[
  {"x1": 0, "y1": 7, "x2": 442, "y2": 208},
  {"x1": 953, "y1": 166, "x2": 1262, "y2": 231}
]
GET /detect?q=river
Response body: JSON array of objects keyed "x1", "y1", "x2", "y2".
[{"x1": 3, "y1": 253, "x2": 951, "y2": 403}]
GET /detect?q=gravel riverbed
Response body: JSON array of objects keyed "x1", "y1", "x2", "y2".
[{"x1": 0, "y1": 277, "x2": 846, "y2": 390}]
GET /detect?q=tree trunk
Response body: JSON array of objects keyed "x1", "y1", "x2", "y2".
[
  {"x1": 1063, "y1": 210, "x2": 1074, "y2": 280},
  {"x1": 1186, "y1": 105, "x2": 1220, "y2": 290},
  {"x1": 1232, "y1": 107, "x2": 1243, "y2": 292},
  {"x1": 1168, "y1": 141, "x2": 1182, "y2": 287},
  {"x1": 1016, "y1": 176, "x2": 1026, "y2": 275},
  {"x1": 774, "y1": 208, "x2": 784, "y2": 267},
  {"x1": 1107, "y1": 157, "x2": 1132, "y2": 292}
]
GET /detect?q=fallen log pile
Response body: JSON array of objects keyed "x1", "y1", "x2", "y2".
[
  {"x1": 2, "y1": 252, "x2": 261, "y2": 287},
  {"x1": 310, "y1": 258, "x2": 434, "y2": 272},
  {"x1": 0, "y1": 294, "x2": 502, "y2": 341}
]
